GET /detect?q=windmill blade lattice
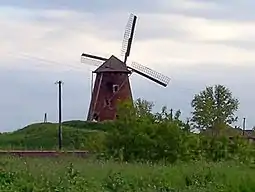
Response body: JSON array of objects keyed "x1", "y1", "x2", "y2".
[
  {"x1": 81, "y1": 56, "x2": 104, "y2": 67},
  {"x1": 128, "y1": 62, "x2": 170, "y2": 87},
  {"x1": 81, "y1": 53, "x2": 106, "y2": 67},
  {"x1": 120, "y1": 14, "x2": 136, "y2": 57}
]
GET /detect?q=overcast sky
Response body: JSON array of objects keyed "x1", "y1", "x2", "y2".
[{"x1": 1, "y1": 0, "x2": 255, "y2": 132}]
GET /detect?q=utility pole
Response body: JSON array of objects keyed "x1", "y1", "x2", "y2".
[
  {"x1": 44, "y1": 113, "x2": 47, "y2": 123},
  {"x1": 55, "y1": 80, "x2": 63, "y2": 150},
  {"x1": 242, "y1": 117, "x2": 246, "y2": 136},
  {"x1": 215, "y1": 87, "x2": 220, "y2": 136},
  {"x1": 216, "y1": 87, "x2": 220, "y2": 125}
]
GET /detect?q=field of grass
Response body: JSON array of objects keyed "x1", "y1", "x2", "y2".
[
  {"x1": 1, "y1": 119, "x2": 255, "y2": 191},
  {"x1": 0, "y1": 156, "x2": 255, "y2": 191}
]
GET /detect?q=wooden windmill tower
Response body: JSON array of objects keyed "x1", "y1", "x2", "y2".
[{"x1": 81, "y1": 14, "x2": 170, "y2": 122}]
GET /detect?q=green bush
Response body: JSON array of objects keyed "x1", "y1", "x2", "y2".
[
  {"x1": 102, "y1": 99, "x2": 255, "y2": 163},
  {"x1": 1, "y1": 98, "x2": 255, "y2": 164}
]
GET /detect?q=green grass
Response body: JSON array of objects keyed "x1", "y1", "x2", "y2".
[
  {"x1": 2, "y1": 120, "x2": 255, "y2": 191},
  {"x1": 0, "y1": 122, "x2": 106, "y2": 150},
  {"x1": 1, "y1": 156, "x2": 255, "y2": 191},
  {"x1": 62, "y1": 120, "x2": 112, "y2": 131}
]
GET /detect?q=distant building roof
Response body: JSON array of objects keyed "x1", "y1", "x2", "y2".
[
  {"x1": 201, "y1": 126, "x2": 255, "y2": 139},
  {"x1": 242, "y1": 130, "x2": 255, "y2": 138},
  {"x1": 94, "y1": 55, "x2": 130, "y2": 73}
]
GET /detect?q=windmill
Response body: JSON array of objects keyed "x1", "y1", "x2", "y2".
[{"x1": 81, "y1": 14, "x2": 170, "y2": 122}]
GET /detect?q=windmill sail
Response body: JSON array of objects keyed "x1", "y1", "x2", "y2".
[
  {"x1": 81, "y1": 53, "x2": 106, "y2": 67},
  {"x1": 128, "y1": 62, "x2": 170, "y2": 87},
  {"x1": 81, "y1": 53, "x2": 170, "y2": 87},
  {"x1": 80, "y1": 13, "x2": 170, "y2": 87},
  {"x1": 121, "y1": 14, "x2": 137, "y2": 64}
]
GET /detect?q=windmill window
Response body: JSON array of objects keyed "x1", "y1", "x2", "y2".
[{"x1": 113, "y1": 84, "x2": 119, "y2": 93}]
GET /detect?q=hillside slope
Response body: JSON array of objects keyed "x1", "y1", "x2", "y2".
[
  {"x1": 0, "y1": 122, "x2": 106, "y2": 150},
  {"x1": 62, "y1": 120, "x2": 112, "y2": 131}
]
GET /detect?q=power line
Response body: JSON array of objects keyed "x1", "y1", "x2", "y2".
[
  {"x1": 55, "y1": 80, "x2": 63, "y2": 150},
  {"x1": 4, "y1": 51, "x2": 85, "y2": 71}
]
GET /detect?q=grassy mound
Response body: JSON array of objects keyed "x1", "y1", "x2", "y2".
[
  {"x1": 62, "y1": 120, "x2": 113, "y2": 131},
  {"x1": 0, "y1": 122, "x2": 106, "y2": 150}
]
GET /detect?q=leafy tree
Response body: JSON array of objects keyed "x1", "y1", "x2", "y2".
[
  {"x1": 135, "y1": 98, "x2": 154, "y2": 116},
  {"x1": 105, "y1": 98, "x2": 192, "y2": 162},
  {"x1": 103, "y1": 97, "x2": 252, "y2": 163},
  {"x1": 191, "y1": 84, "x2": 239, "y2": 130}
]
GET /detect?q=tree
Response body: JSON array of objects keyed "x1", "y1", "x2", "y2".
[
  {"x1": 134, "y1": 98, "x2": 154, "y2": 120},
  {"x1": 105, "y1": 98, "x2": 190, "y2": 162},
  {"x1": 115, "y1": 98, "x2": 154, "y2": 123},
  {"x1": 191, "y1": 84, "x2": 239, "y2": 130}
]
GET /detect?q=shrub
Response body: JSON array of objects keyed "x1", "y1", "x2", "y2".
[{"x1": 102, "y1": 99, "x2": 255, "y2": 163}]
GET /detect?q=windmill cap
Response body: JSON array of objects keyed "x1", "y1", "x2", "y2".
[{"x1": 93, "y1": 55, "x2": 131, "y2": 73}]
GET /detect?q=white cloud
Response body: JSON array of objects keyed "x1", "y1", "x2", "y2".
[
  {"x1": 132, "y1": 39, "x2": 255, "y2": 69},
  {"x1": 2, "y1": 1, "x2": 255, "y2": 132},
  {"x1": 1, "y1": 6, "x2": 255, "y2": 76},
  {"x1": 0, "y1": 8, "x2": 122, "y2": 71},
  {"x1": 165, "y1": 0, "x2": 219, "y2": 10},
  {"x1": 136, "y1": 13, "x2": 255, "y2": 42},
  {"x1": 1, "y1": 2, "x2": 255, "y2": 131}
]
